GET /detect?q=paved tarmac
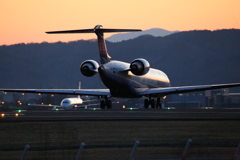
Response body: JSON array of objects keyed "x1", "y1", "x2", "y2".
[{"x1": 1, "y1": 108, "x2": 240, "y2": 122}]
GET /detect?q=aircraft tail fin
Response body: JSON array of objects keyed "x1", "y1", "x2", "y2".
[{"x1": 46, "y1": 25, "x2": 142, "y2": 64}]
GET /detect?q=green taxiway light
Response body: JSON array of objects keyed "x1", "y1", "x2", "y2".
[{"x1": 18, "y1": 110, "x2": 22, "y2": 113}]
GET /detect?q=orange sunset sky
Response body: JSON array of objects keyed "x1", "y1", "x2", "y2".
[{"x1": 1, "y1": 0, "x2": 240, "y2": 45}]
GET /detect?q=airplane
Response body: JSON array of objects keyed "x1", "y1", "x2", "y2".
[
  {"x1": 28, "y1": 97, "x2": 97, "y2": 110},
  {"x1": 59, "y1": 96, "x2": 98, "y2": 110},
  {"x1": 59, "y1": 97, "x2": 84, "y2": 109},
  {"x1": 59, "y1": 82, "x2": 84, "y2": 109},
  {"x1": 1, "y1": 25, "x2": 240, "y2": 109},
  {"x1": 30, "y1": 82, "x2": 98, "y2": 110},
  {"x1": 58, "y1": 82, "x2": 97, "y2": 110}
]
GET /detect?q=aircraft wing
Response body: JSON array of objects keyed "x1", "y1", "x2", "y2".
[
  {"x1": 1, "y1": 83, "x2": 240, "y2": 97},
  {"x1": 0, "y1": 89, "x2": 111, "y2": 96},
  {"x1": 138, "y1": 83, "x2": 240, "y2": 97}
]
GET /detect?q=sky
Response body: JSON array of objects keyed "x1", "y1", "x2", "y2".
[{"x1": 1, "y1": 0, "x2": 240, "y2": 45}]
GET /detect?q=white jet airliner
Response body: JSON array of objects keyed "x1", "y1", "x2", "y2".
[
  {"x1": 1, "y1": 25, "x2": 240, "y2": 109},
  {"x1": 29, "y1": 97, "x2": 96, "y2": 110},
  {"x1": 35, "y1": 82, "x2": 97, "y2": 110},
  {"x1": 59, "y1": 97, "x2": 83, "y2": 109},
  {"x1": 58, "y1": 96, "x2": 98, "y2": 110},
  {"x1": 59, "y1": 82, "x2": 84, "y2": 109}
]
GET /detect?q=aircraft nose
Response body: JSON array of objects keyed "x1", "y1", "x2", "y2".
[
  {"x1": 61, "y1": 103, "x2": 67, "y2": 108},
  {"x1": 62, "y1": 103, "x2": 67, "y2": 107}
]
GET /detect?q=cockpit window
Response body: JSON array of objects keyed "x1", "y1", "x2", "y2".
[{"x1": 62, "y1": 100, "x2": 70, "y2": 103}]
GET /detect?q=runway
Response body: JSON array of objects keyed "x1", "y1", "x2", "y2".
[
  {"x1": 1, "y1": 108, "x2": 240, "y2": 122},
  {"x1": 1, "y1": 108, "x2": 240, "y2": 160}
]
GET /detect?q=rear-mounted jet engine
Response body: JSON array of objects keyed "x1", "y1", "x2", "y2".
[
  {"x1": 130, "y1": 58, "x2": 150, "y2": 75},
  {"x1": 80, "y1": 60, "x2": 99, "y2": 77}
]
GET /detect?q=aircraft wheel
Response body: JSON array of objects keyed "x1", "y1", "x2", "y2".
[
  {"x1": 100, "y1": 100, "x2": 105, "y2": 109},
  {"x1": 156, "y1": 97, "x2": 162, "y2": 109},
  {"x1": 156, "y1": 97, "x2": 160, "y2": 108},
  {"x1": 150, "y1": 99, "x2": 155, "y2": 108},
  {"x1": 144, "y1": 99, "x2": 149, "y2": 108},
  {"x1": 106, "y1": 100, "x2": 112, "y2": 109},
  {"x1": 158, "y1": 103, "x2": 162, "y2": 109}
]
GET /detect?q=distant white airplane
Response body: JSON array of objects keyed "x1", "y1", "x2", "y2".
[
  {"x1": 1, "y1": 25, "x2": 240, "y2": 109},
  {"x1": 56, "y1": 82, "x2": 97, "y2": 110},
  {"x1": 56, "y1": 97, "x2": 97, "y2": 110},
  {"x1": 59, "y1": 97, "x2": 83, "y2": 109},
  {"x1": 29, "y1": 82, "x2": 98, "y2": 110},
  {"x1": 29, "y1": 98, "x2": 97, "y2": 110}
]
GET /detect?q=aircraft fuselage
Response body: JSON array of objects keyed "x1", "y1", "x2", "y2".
[
  {"x1": 60, "y1": 98, "x2": 83, "y2": 109},
  {"x1": 98, "y1": 60, "x2": 170, "y2": 98}
]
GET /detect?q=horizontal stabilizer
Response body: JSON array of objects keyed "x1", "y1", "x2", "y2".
[
  {"x1": 46, "y1": 28, "x2": 142, "y2": 34},
  {"x1": 46, "y1": 29, "x2": 94, "y2": 34},
  {"x1": 100, "y1": 29, "x2": 142, "y2": 33}
]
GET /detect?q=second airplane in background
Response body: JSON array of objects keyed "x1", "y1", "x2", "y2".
[{"x1": 57, "y1": 82, "x2": 97, "y2": 110}]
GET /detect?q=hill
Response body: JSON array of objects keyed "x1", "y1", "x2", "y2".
[
  {"x1": 106, "y1": 28, "x2": 178, "y2": 42},
  {"x1": 0, "y1": 29, "x2": 240, "y2": 91}
]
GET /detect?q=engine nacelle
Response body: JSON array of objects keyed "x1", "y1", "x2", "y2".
[
  {"x1": 80, "y1": 60, "x2": 99, "y2": 77},
  {"x1": 130, "y1": 58, "x2": 150, "y2": 75}
]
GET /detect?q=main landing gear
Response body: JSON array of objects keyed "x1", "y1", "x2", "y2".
[
  {"x1": 99, "y1": 96, "x2": 162, "y2": 109},
  {"x1": 100, "y1": 96, "x2": 112, "y2": 109},
  {"x1": 144, "y1": 97, "x2": 162, "y2": 109}
]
